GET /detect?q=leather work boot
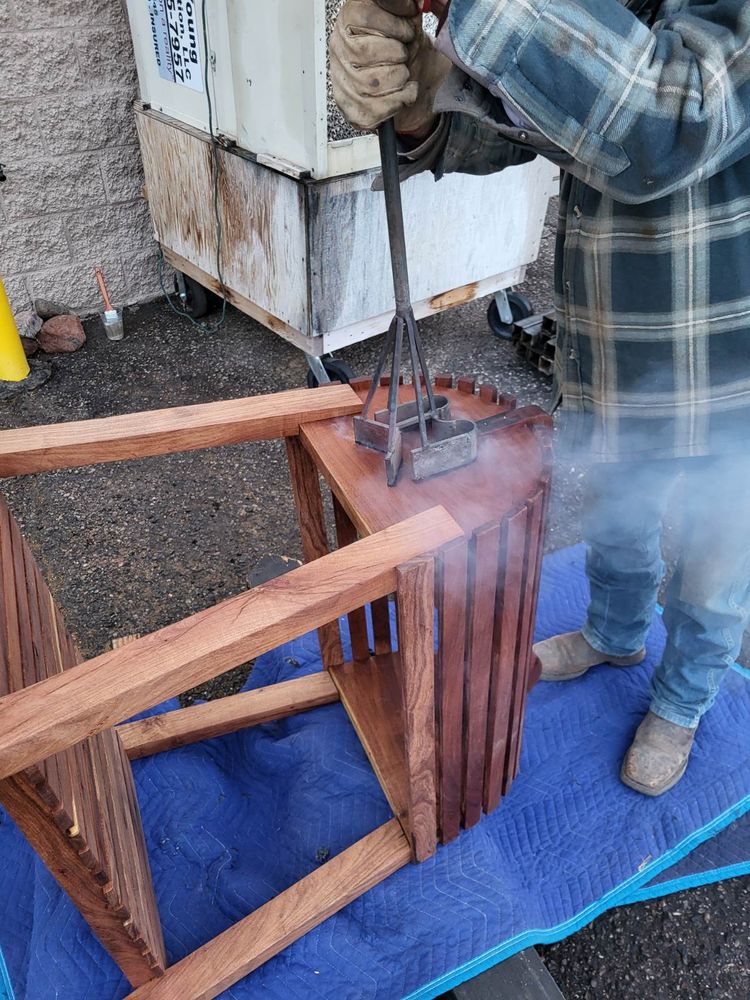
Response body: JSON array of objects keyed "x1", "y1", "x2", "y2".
[
  {"x1": 621, "y1": 711, "x2": 697, "y2": 796},
  {"x1": 534, "y1": 630, "x2": 646, "y2": 681}
]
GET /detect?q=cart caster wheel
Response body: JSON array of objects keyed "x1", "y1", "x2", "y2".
[
  {"x1": 306, "y1": 358, "x2": 355, "y2": 388},
  {"x1": 173, "y1": 273, "x2": 219, "y2": 319},
  {"x1": 487, "y1": 291, "x2": 534, "y2": 340}
]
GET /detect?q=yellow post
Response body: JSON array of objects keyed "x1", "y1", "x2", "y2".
[{"x1": 0, "y1": 276, "x2": 30, "y2": 382}]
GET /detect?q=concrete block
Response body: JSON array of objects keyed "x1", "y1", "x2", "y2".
[
  {"x1": 124, "y1": 248, "x2": 167, "y2": 305},
  {"x1": 1, "y1": 274, "x2": 31, "y2": 314},
  {"x1": 100, "y1": 147, "x2": 145, "y2": 203},
  {"x1": 37, "y1": 89, "x2": 138, "y2": 156},
  {"x1": 20, "y1": 0, "x2": 116, "y2": 29},
  {"x1": 0, "y1": 0, "x2": 15, "y2": 30},
  {"x1": 2, "y1": 216, "x2": 71, "y2": 273},
  {"x1": 65, "y1": 201, "x2": 156, "y2": 259},
  {"x1": 25, "y1": 256, "x2": 127, "y2": 314},
  {"x1": 1, "y1": 154, "x2": 108, "y2": 219},
  {"x1": 75, "y1": 27, "x2": 138, "y2": 90},
  {"x1": 0, "y1": 32, "x2": 83, "y2": 98},
  {"x1": 0, "y1": 101, "x2": 50, "y2": 161}
]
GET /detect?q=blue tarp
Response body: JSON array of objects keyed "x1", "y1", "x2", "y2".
[{"x1": 2, "y1": 544, "x2": 749, "y2": 999}]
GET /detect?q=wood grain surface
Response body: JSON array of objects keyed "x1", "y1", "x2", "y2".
[
  {"x1": 462, "y1": 523, "x2": 503, "y2": 829},
  {"x1": 483, "y1": 505, "x2": 529, "y2": 814},
  {"x1": 300, "y1": 383, "x2": 544, "y2": 538},
  {"x1": 396, "y1": 558, "x2": 438, "y2": 862},
  {"x1": 0, "y1": 385, "x2": 361, "y2": 477},
  {"x1": 0, "y1": 507, "x2": 462, "y2": 780},
  {"x1": 0, "y1": 494, "x2": 165, "y2": 984},
  {"x1": 118, "y1": 673, "x2": 340, "y2": 759},
  {"x1": 436, "y1": 537, "x2": 469, "y2": 843},
  {"x1": 329, "y1": 654, "x2": 408, "y2": 831},
  {"x1": 126, "y1": 819, "x2": 411, "y2": 1000}
]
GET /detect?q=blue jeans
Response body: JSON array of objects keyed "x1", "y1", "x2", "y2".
[{"x1": 581, "y1": 456, "x2": 750, "y2": 728}]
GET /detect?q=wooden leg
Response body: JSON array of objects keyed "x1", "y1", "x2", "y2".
[
  {"x1": 285, "y1": 436, "x2": 343, "y2": 669},
  {"x1": 396, "y1": 557, "x2": 438, "y2": 863},
  {"x1": 436, "y1": 538, "x2": 468, "y2": 844},
  {"x1": 126, "y1": 819, "x2": 411, "y2": 1000},
  {"x1": 331, "y1": 496, "x2": 371, "y2": 662},
  {"x1": 462, "y1": 523, "x2": 502, "y2": 829},
  {"x1": 483, "y1": 505, "x2": 528, "y2": 814}
]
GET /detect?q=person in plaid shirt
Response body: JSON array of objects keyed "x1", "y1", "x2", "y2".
[{"x1": 330, "y1": 0, "x2": 750, "y2": 796}]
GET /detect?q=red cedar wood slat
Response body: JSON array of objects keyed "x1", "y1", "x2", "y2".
[
  {"x1": 396, "y1": 558, "x2": 438, "y2": 862},
  {"x1": 92, "y1": 733, "x2": 133, "y2": 925},
  {"x1": 436, "y1": 538, "x2": 468, "y2": 844},
  {"x1": 0, "y1": 772, "x2": 161, "y2": 987},
  {"x1": 100, "y1": 730, "x2": 156, "y2": 952},
  {"x1": 0, "y1": 496, "x2": 165, "y2": 978},
  {"x1": 369, "y1": 597, "x2": 392, "y2": 655},
  {"x1": 331, "y1": 495, "x2": 370, "y2": 662},
  {"x1": 0, "y1": 504, "x2": 8, "y2": 698},
  {"x1": 114, "y1": 731, "x2": 167, "y2": 966},
  {"x1": 0, "y1": 385, "x2": 362, "y2": 478},
  {"x1": 462, "y1": 523, "x2": 502, "y2": 829},
  {"x1": 118, "y1": 673, "x2": 340, "y2": 759},
  {"x1": 483, "y1": 505, "x2": 528, "y2": 814},
  {"x1": 126, "y1": 819, "x2": 411, "y2": 1000},
  {"x1": 284, "y1": 435, "x2": 344, "y2": 669},
  {"x1": 0, "y1": 500, "x2": 23, "y2": 694},
  {"x1": 504, "y1": 489, "x2": 546, "y2": 793},
  {"x1": 508, "y1": 486, "x2": 550, "y2": 783},
  {"x1": 0, "y1": 507, "x2": 463, "y2": 780}
]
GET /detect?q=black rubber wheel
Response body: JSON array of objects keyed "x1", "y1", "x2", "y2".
[
  {"x1": 306, "y1": 358, "x2": 355, "y2": 389},
  {"x1": 173, "y1": 273, "x2": 216, "y2": 319},
  {"x1": 487, "y1": 291, "x2": 534, "y2": 340}
]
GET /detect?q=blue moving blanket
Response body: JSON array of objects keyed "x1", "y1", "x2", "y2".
[{"x1": 1, "y1": 545, "x2": 748, "y2": 999}]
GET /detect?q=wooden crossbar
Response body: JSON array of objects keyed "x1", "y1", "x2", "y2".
[
  {"x1": 0, "y1": 507, "x2": 462, "y2": 780},
  {"x1": 126, "y1": 819, "x2": 411, "y2": 1000},
  {"x1": 0, "y1": 384, "x2": 361, "y2": 477},
  {"x1": 118, "y1": 673, "x2": 340, "y2": 759}
]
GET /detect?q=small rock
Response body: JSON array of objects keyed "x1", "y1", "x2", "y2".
[
  {"x1": 34, "y1": 297, "x2": 72, "y2": 321},
  {"x1": 38, "y1": 314, "x2": 86, "y2": 353},
  {"x1": 20, "y1": 337, "x2": 39, "y2": 357},
  {"x1": 13, "y1": 309, "x2": 42, "y2": 340}
]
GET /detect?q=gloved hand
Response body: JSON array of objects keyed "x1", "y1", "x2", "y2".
[{"x1": 329, "y1": 0, "x2": 451, "y2": 135}]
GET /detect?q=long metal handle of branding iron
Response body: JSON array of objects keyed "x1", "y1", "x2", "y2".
[{"x1": 358, "y1": 119, "x2": 438, "y2": 453}]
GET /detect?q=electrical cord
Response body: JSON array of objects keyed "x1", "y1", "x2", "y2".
[{"x1": 159, "y1": 0, "x2": 227, "y2": 333}]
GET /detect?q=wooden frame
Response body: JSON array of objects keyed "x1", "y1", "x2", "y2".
[
  {"x1": 293, "y1": 376, "x2": 554, "y2": 843},
  {"x1": 0, "y1": 386, "x2": 471, "y2": 999}
]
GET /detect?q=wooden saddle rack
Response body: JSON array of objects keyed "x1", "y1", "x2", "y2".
[{"x1": 0, "y1": 376, "x2": 551, "y2": 998}]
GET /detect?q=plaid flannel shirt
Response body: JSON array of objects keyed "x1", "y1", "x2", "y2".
[{"x1": 414, "y1": 0, "x2": 750, "y2": 461}]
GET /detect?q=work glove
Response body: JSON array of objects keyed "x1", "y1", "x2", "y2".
[{"x1": 329, "y1": 0, "x2": 451, "y2": 135}]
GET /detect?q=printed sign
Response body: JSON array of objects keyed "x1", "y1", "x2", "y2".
[{"x1": 147, "y1": 0, "x2": 204, "y2": 92}]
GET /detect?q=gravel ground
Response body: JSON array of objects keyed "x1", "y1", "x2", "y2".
[{"x1": 1, "y1": 202, "x2": 748, "y2": 997}]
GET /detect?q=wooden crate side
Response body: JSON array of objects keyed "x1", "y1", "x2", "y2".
[{"x1": 0, "y1": 494, "x2": 166, "y2": 984}]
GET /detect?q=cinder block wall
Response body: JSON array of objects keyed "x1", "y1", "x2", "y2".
[{"x1": 0, "y1": 0, "x2": 161, "y2": 314}]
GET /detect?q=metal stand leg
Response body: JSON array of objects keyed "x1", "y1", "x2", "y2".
[
  {"x1": 306, "y1": 355, "x2": 331, "y2": 385},
  {"x1": 494, "y1": 288, "x2": 514, "y2": 326}
]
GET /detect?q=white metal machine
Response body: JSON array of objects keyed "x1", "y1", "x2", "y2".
[{"x1": 125, "y1": 0, "x2": 557, "y2": 376}]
